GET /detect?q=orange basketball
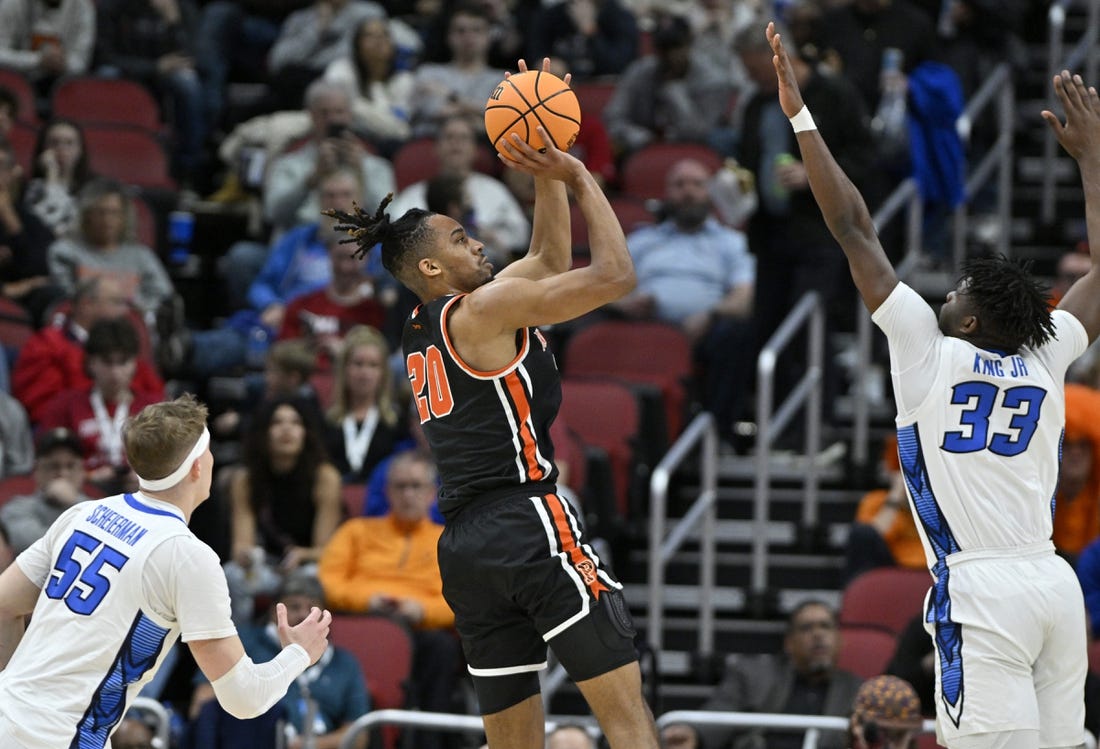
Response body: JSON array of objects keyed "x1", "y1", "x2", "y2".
[{"x1": 484, "y1": 70, "x2": 581, "y2": 156}]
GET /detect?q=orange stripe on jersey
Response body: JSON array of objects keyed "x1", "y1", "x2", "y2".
[
  {"x1": 546, "y1": 493, "x2": 608, "y2": 601},
  {"x1": 440, "y1": 295, "x2": 530, "y2": 379},
  {"x1": 504, "y1": 371, "x2": 544, "y2": 481}
]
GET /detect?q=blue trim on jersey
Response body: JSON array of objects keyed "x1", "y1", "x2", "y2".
[
  {"x1": 897, "y1": 423, "x2": 965, "y2": 726},
  {"x1": 1051, "y1": 428, "x2": 1064, "y2": 524},
  {"x1": 70, "y1": 611, "x2": 169, "y2": 748},
  {"x1": 124, "y1": 493, "x2": 184, "y2": 522}
]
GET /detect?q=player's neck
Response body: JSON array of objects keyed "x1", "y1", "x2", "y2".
[{"x1": 137, "y1": 488, "x2": 196, "y2": 523}]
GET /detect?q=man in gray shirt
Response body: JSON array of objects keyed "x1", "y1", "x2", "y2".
[{"x1": 0, "y1": 427, "x2": 93, "y2": 554}]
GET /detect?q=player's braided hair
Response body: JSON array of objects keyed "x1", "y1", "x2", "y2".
[
  {"x1": 960, "y1": 255, "x2": 1055, "y2": 351},
  {"x1": 323, "y1": 193, "x2": 434, "y2": 281}
]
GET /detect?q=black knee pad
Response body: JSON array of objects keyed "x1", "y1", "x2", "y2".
[
  {"x1": 470, "y1": 669, "x2": 542, "y2": 716},
  {"x1": 550, "y1": 589, "x2": 638, "y2": 682}
]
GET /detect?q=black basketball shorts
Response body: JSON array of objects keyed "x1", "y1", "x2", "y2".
[{"x1": 438, "y1": 490, "x2": 637, "y2": 681}]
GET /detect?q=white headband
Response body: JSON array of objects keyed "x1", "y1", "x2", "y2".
[{"x1": 137, "y1": 427, "x2": 210, "y2": 492}]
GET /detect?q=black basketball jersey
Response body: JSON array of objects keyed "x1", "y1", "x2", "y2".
[{"x1": 402, "y1": 293, "x2": 560, "y2": 518}]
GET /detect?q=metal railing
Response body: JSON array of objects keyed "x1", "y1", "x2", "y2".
[
  {"x1": 645, "y1": 411, "x2": 719, "y2": 653},
  {"x1": 130, "y1": 697, "x2": 171, "y2": 749},
  {"x1": 851, "y1": 62, "x2": 1015, "y2": 468},
  {"x1": 339, "y1": 708, "x2": 938, "y2": 749},
  {"x1": 1042, "y1": 0, "x2": 1100, "y2": 224},
  {"x1": 339, "y1": 709, "x2": 598, "y2": 749},
  {"x1": 750, "y1": 292, "x2": 824, "y2": 596}
]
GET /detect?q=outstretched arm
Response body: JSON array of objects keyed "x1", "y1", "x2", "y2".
[
  {"x1": 1045, "y1": 71, "x2": 1100, "y2": 344},
  {"x1": 767, "y1": 22, "x2": 898, "y2": 313},
  {"x1": 497, "y1": 59, "x2": 574, "y2": 281}
]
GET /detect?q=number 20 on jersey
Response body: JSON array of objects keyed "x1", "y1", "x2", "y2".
[{"x1": 408, "y1": 346, "x2": 454, "y2": 423}]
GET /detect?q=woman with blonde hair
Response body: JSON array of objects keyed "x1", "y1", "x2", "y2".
[{"x1": 324, "y1": 325, "x2": 409, "y2": 484}]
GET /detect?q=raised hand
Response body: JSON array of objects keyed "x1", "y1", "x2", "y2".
[
  {"x1": 766, "y1": 22, "x2": 805, "y2": 119},
  {"x1": 1042, "y1": 70, "x2": 1100, "y2": 162},
  {"x1": 276, "y1": 602, "x2": 332, "y2": 664},
  {"x1": 508, "y1": 57, "x2": 572, "y2": 88}
]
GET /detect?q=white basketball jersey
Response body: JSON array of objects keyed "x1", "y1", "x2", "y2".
[
  {"x1": 873, "y1": 283, "x2": 1088, "y2": 565},
  {"x1": 0, "y1": 492, "x2": 236, "y2": 749}
]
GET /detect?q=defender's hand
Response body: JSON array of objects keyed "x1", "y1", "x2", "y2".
[
  {"x1": 767, "y1": 22, "x2": 805, "y2": 119},
  {"x1": 1042, "y1": 70, "x2": 1100, "y2": 162}
]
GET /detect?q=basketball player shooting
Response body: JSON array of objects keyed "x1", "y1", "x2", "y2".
[
  {"x1": 768, "y1": 20, "x2": 1100, "y2": 749},
  {"x1": 324, "y1": 58, "x2": 660, "y2": 749}
]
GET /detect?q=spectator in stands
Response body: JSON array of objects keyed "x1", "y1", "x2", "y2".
[
  {"x1": 277, "y1": 232, "x2": 388, "y2": 363},
  {"x1": 843, "y1": 436, "x2": 925, "y2": 583},
  {"x1": 1051, "y1": 244, "x2": 1091, "y2": 308},
  {"x1": 0, "y1": 0, "x2": 96, "y2": 102},
  {"x1": 263, "y1": 79, "x2": 395, "y2": 234},
  {"x1": 23, "y1": 117, "x2": 94, "y2": 239},
  {"x1": 848, "y1": 675, "x2": 923, "y2": 749},
  {"x1": 39, "y1": 317, "x2": 163, "y2": 494},
  {"x1": 603, "y1": 14, "x2": 736, "y2": 156},
  {"x1": 528, "y1": 0, "x2": 638, "y2": 80},
  {"x1": 12, "y1": 275, "x2": 164, "y2": 424},
  {"x1": 323, "y1": 325, "x2": 407, "y2": 483},
  {"x1": 546, "y1": 724, "x2": 597, "y2": 749},
  {"x1": 389, "y1": 114, "x2": 529, "y2": 266},
  {"x1": 1051, "y1": 383, "x2": 1100, "y2": 563},
  {"x1": 818, "y1": 0, "x2": 936, "y2": 114},
  {"x1": 0, "y1": 391, "x2": 32, "y2": 478},
  {"x1": 318, "y1": 450, "x2": 461, "y2": 748},
  {"x1": 0, "y1": 136, "x2": 63, "y2": 326},
  {"x1": 661, "y1": 722, "x2": 701, "y2": 749},
  {"x1": 0, "y1": 427, "x2": 91, "y2": 554},
  {"x1": 323, "y1": 17, "x2": 416, "y2": 154},
  {"x1": 94, "y1": 0, "x2": 207, "y2": 188},
  {"x1": 733, "y1": 21, "x2": 873, "y2": 427},
  {"x1": 188, "y1": 571, "x2": 370, "y2": 749},
  {"x1": 408, "y1": 4, "x2": 505, "y2": 138},
  {"x1": 692, "y1": 600, "x2": 863, "y2": 749},
  {"x1": 46, "y1": 178, "x2": 174, "y2": 315},
  {"x1": 884, "y1": 615, "x2": 936, "y2": 717},
  {"x1": 178, "y1": 168, "x2": 366, "y2": 382},
  {"x1": 267, "y1": 0, "x2": 386, "y2": 112},
  {"x1": 194, "y1": 0, "x2": 313, "y2": 130},
  {"x1": 608, "y1": 158, "x2": 755, "y2": 441},
  {"x1": 108, "y1": 714, "x2": 156, "y2": 749},
  {"x1": 0, "y1": 86, "x2": 17, "y2": 137},
  {"x1": 225, "y1": 396, "x2": 342, "y2": 625}
]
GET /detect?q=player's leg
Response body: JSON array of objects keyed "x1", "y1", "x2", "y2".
[
  {"x1": 575, "y1": 661, "x2": 660, "y2": 749},
  {"x1": 949, "y1": 730, "x2": 1040, "y2": 749},
  {"x1": 1033, "y1": 559, "x2": 1088, "y2": 749},
  {"x1": 481, "y1": 691, "x2": 545, "y2": 749},
  {"x1": 548, "y1": 593, "x2": 660, "y2": 749}
]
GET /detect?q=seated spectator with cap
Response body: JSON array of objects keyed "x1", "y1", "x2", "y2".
[
  {"x1": 12, "y1": 276, "x2": 164, "y2": 424},
  {"x1": 0, "y1": 427, "x2": 93, "y2": 554},
  {"x1": 188, "y1": 571, "x2": 370, "y2": 749},
  {"x1": 849, "y1": 675, "x2": 924, "y2": 749}
]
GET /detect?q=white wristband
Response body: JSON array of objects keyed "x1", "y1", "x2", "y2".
[{"x1": 789, "y1": 106, "x2": 817, "y2": 133}]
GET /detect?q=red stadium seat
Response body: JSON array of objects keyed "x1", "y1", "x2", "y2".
[
  {"x1": 392, "y1": 137, "x2": 499, "y2": 191},
  {"x1": 573, "y1": 79, "x2": 618, "y2": 122},
  {"x1": 0, "y1": 66, "x2": 39, "y2": 125},
  {"x1": 611, "y1": 196, "x2": 655, "y2": 235},
  {"x1": 82, "y1": 125, "x2": 176, "y2": 190},
  {"x1": 836, "y1": 624, "x2": 898, "y2": 679},
  {"x1": 7, "y1": 121, "x2": 36, "y2": 174},
  {"x1": 0, "y1": 296, "x2": 34, "y2": 353},
  {"x1": 840, "y1": 567, "x2": 930, "y2": 635},
  {"x1": 341, "y1": 482, "x2": 365, "y2": 519},
  {"x1": 559, "y1": 378, "x2": 641, "y2": 519},
  {"x1": 131, "y1": 194, "x2": 158, "y2": 250},
  {"x1": 329, "y1": 614, "x2": 414, "y2": 749},
  {"x1": 564, "y1": 321, "x2": 693, "y2": 441},
  {"x1": 619, "y1": 142, "x2": 724, "y2": 201},
  {"x1": 0, "y1": 474, "x2": 35, "y2": 509},
  {"x1": 51, "y1": 76, "x2": 162, "y2": 132}
]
